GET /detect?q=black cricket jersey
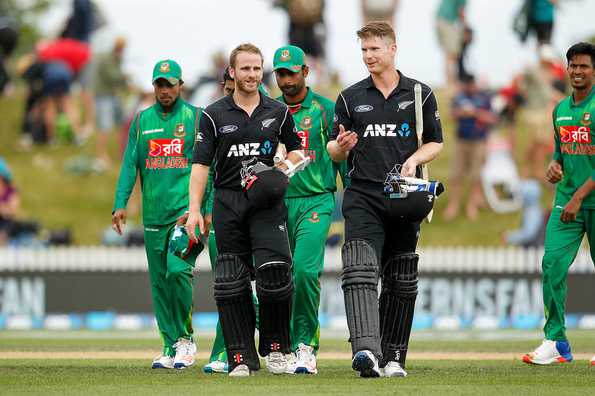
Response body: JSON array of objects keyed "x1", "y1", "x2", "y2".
[
  {"x1": 330, "y1": 70, "x2": 443, "y2": 184},
  {"x1": 193, "y1": 92, "x2": 302, "y2": 189}
]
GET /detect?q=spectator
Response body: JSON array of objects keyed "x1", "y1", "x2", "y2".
[
  {"x1": 435, "y1": 0, "x2": 466, "y2": 88},
  {"x1": 457, "y1": 25, "x2": 473, "y2": 81},
  {"x1": 93, "y1": 36, "x2": 127, "y2": 169},
  {"x1": 274, "y1": 0, "x2": 326, "y2": 84},
  {"x1": 60, "y1": 0, "x2": 103, "y2": 142},
  {"x1": 529, "y1": 0, "x2": 557, "y2": 46},
  {"x1": 502, "y1": 179, "x2": 547, "y2": 247},
  {"x1": 0, "y1": 15, "x2": 18, "y2": 95},
  {"x1": 18, "y1": 52, "x2": 79, "y2": 145},
  {"x1": 361, "y1": 0, "x2": 399, "y2": 26},
  {"x1": 444, "y1": 73, "x2": 497, "y2": 221},
  {"x1": 518, "y1": 44, "x2": 565, "y2": 183}
]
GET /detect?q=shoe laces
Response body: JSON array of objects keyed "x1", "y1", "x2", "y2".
[
  {"x1": 174, "y1": 338, "x2": 193, "y2": 355},
  {"x1": 268, "y1": 351, "x2": 285, "y2": 364},
  {"x1": 534, "y1": 339, "x2": 555, "y2": 355},
  {"x1": 296, "y1": 344, "x2": 313, "y2": 363}
]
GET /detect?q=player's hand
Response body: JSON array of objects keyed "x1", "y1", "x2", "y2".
[
  {"x1": 401, "y1": 157, "x2": 418, "y2": 177},
  {"x1": 185, "y1": 211, "x2": 204, "y2": 243},
  {"x1": 111, "y1": 209, "x2": 127, "y2": 235},
  {"x1": 203, "y1": 213, "x2": 212, "y2": 236},
  {"x1": 176, "y1": 211, "x2": 189, "y2": 226},
  {"x1": 561, "y1": 196, "x2": 582, "y2": 223},
  {"x1": 336, "y1": 124, "x2": 358, "y2": 152},
  {"x1": 546, "y1": 160, "x2": 563, "y2": 184}
]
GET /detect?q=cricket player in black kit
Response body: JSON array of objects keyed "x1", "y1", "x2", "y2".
[
  {"x1": 327, "y1": 22, "x2": 444, "y2": 378},
  {"x1": 186, "y1": 43, "x2": 305, "y2": 377}
]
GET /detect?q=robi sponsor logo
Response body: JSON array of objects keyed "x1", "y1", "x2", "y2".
[
  {"x1": 148, "y1": 139, "x2": 184, "y2": 157},
  {"x1": 559, "y1": 126, "x2": 591, "y2": 144}
]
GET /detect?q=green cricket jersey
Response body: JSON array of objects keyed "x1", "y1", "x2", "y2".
[
  {"x1": 113, "y1": 98, "x2": 212, "y2": 225},
  {"x1": 552, "y1": 86, "x2": 595, "y2": 208},
  {"x1": 278, "y1": 88, "x2": 343, "y2": 197}
]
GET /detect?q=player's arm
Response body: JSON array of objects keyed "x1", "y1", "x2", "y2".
[
  {"x1": 561, "y1": 177, "x2": 595, "y2": 223},
  {"x1": 186, "y1": 111, "x2": 216, "y2": 242},
  {"x1": 402, "y1": 89, "x2": 444, "y2": 176},
  {"x1": 112, "y1": 113, "x2": 140, "y2": 235},
  {"x1": 322, "y1": 98, "x2": 349, "y2": 186},
  {"x1": 276, "y1": 108, "x2": 308, "y2": 174},
  {"x1": 327, "y1": 93, "x2": 357, "y2": 162},
  {"x1": 547, "y1": 104, "x2": 564, "y2": 184}
]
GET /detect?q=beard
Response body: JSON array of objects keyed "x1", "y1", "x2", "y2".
[
  {"x1": 235, "y1": 78, "x2": 259, "y2": 94},
  {"x1": 280, "y1": 83, "x2": 302, "y2": 97}
]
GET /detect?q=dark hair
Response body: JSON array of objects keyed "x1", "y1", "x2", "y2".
[
  {"x1": 460, "y1": 73, "x2": 475, "y2": 84},
  {"x1": 222, "y1": 67, "x2": 233, "y2": 82},
  {"x1": 566, "y1": 42, "x2": 595, "y2": 67}
]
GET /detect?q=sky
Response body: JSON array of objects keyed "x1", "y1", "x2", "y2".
[{"x1": 39, "y1": 0, "x2": 593, "y2": 91}]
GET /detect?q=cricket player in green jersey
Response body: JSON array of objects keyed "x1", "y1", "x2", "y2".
[
  {"x1": 272, "y1": 45, "x2": 346, "y2": 375},
  {"x1": 523, "y1": 42, "x2": 595, "y2": 366},
  {"x1": 112, "y1": 59, "x2": 212, "y2": 370}
]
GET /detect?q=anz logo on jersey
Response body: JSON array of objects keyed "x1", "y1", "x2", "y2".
[
  {"x1": 227, "y1": 140, "x2": 274, "y2": 157},
  {"x1": 363, "y1": 123, "x2": 412, "y2": 138}
]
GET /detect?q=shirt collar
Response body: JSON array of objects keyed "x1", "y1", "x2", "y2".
[
  {"x1": 224, "y1": 90, "x2": 270, "y2": 111},
  {"x1": 571, "y1": 86, "x2": 595, "y2": 107},
  {"x1": 365, "y1": 70, "x2": 413, "y2": 93}
]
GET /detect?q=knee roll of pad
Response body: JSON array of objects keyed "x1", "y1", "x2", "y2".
[
  {"x1": 341, "y1": 239, "x2": 379, "y2": 288},
  {"x1": 255, "y1": 261, "x2": 293, "y2": 301},
  {"x1": 381, "y1": 252, "x2": 419, "y2": 297},
  {"x1": 213, "y1": 254, "x2": 252, "y2": 299}
]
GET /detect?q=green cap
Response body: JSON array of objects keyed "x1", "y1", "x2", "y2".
[
  {"x1": 273, "y1": 45, "x2": 306, "y2": 73},
  {"x1": 152, "y1": 59, "x2": 183, "y2": 85}
]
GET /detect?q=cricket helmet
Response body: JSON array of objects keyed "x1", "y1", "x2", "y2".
[{"x1": 241, "y1": 158, "x2": 289, "y2": 209}]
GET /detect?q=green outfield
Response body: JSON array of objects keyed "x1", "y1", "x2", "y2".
[{"x1": 0, "y1": 330, "x2": 593, "y2": 395}]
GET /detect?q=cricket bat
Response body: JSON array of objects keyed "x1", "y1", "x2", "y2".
[{"x1": 414, "y1": 83, "x2": 433, "y2": 223}]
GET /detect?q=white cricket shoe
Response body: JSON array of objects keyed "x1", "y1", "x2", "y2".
[
  {"x1": 229, "y1": 364, "x2": 251, "y2": 377},
  {"x1": 203, "y1": 360, "x2": 229, "y2": 373},
  {"x1": 522, "y1": 339, "x2": 573, "y2": 365},
  {"x1": 383, "y1": 361, "x2": 407, "y2": 377},
  {"x1": 590, "y1": 355, "x2": 595, "y2": 366},
  {"x1": 352, "y1": 350, "x2": 382, "y2": 378},
  {"x1": 151, "y1": 355, "x2": 174, "y2": 369},
  {"x1": 173, "y1": 338, "x2": 196, "y2": 369},
  {"x1": 286, "y1": 343, "x2": 318, "y2": 375},
  {"x1": 265, "y1": 351, "x2": 288, "y2": 374}
]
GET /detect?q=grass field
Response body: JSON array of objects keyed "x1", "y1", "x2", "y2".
[{"x1": 1, "y1": 330, "x2": 593, "y2": 395}]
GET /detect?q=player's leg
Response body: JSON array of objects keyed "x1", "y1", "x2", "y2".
[
  {"x1": 379, "y1": 220, "x2": 420, "y2": 376},
  {"x1": 342, "y1": 188, "x2": 385, "y2": 377},
  {"x1": 523, "y1": 206, "x2": 583, "y2": 364},
  {"x1": 204, "y1": 230, "x2": 229, "y2": 373},
  {"x1": 251, "y1": 200, "x2": 293, "y2": 374},
  {"x1": 144, "y1": 225, "x2": 176, "y2": 368},
  {"x1": 165, "y1": 222, "x2": 199, "y2": 369},
  {"x1": 285, "y1": 193, "x2": 334, "y2": 374},
  {"x1": 212, "y1": 190, "x2": 259, "y2": 376},
  {"x1": 214, "y1": 253, "x2": 258, "y2": 375}
]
